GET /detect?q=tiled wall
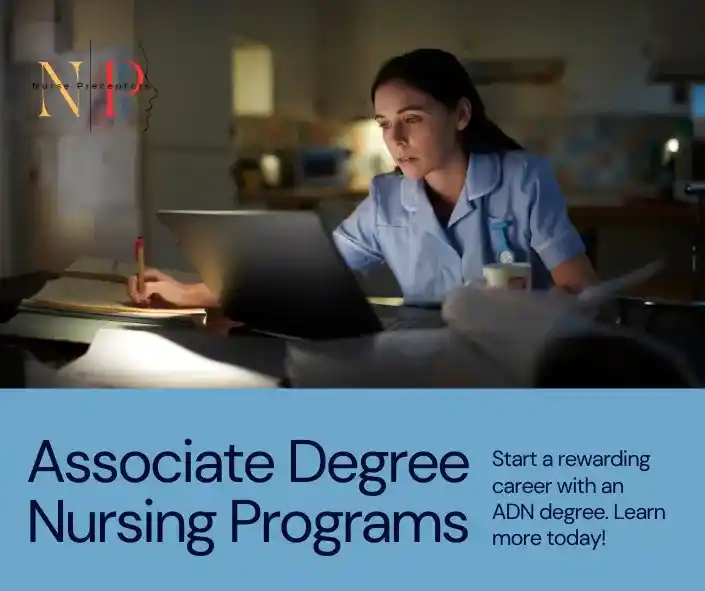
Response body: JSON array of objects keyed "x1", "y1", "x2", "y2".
[{"x1": 504, "y1": 115, "x2": 693, "y2": 188}]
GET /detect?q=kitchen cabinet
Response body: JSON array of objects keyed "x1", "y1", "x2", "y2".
[
  {"x1": 315, "y1": 0, "x2": 468, "y2": 120},
  {"x1": 314, "y1": 0, "x2": 699, "y2": 120},
  {"x1": 273, "y1": 55, "x2": 318, "y2": 120},
  {"x1": 315, "y1": 0, "x2": 371, "y2": 120},
  {"x1": 231, "y1": 0, "x2": 319, "y2": 121},
  {"x1": 648, "y1": 0, "x2": 705, "y2": 61}
]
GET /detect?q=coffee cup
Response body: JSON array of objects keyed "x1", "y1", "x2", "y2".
[{"x1": 482, "y1": 262, "x2": 532, "y2": 290}]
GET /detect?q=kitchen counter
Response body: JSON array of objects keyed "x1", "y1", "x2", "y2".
[
  {"x1": 567, "y1": 197, "x2": 698, "y2": 302},
  {"x1": 240, "y1": 188, "x2": 697, "y2": 226},
  {"x1": 570, "y1": 198, "x2": 696, "y2": 227}
]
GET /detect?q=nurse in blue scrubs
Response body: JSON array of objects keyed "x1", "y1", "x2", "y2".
[{"x1": 127, "y1": 48, "x2": 596, "y2": 308}]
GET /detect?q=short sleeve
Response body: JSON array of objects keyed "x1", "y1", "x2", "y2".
[
  {"x1": 332, "y1": 188, "x2": 385, "y2": 273},
  {"x1": 528, "y1": 158, "x2": 585, "y2": 270}
]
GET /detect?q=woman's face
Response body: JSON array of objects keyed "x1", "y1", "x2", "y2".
[{"x1": 373, "y1": 79, "x2": 468, "y2": 180}]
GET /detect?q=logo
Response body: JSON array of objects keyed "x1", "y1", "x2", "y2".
[
  {"x1": 35, "y1": 60, "x2": 145, "y2": 119},
  {"x1": 32, "y1": 42, "x2": 158, "y2": 132}
]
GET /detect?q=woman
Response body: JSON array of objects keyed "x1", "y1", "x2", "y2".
[{"x1": 128, "y1": 48, "x2": 595, "y2": 308}]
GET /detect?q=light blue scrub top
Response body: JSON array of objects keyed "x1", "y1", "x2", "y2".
[{"x1": 332, "y1": 151, "x2": 585, "y2": 305}]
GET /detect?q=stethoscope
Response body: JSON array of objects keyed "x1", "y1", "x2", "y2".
[
  {"x1": 463, "y1": 219, "x2": 516, "y2": 287},
  {"x1": 490, "y1": 219, "x2": 515, "y2": 264}
]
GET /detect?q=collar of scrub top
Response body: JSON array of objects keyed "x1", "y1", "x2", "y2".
[
  {"x1": 400, "y1": 153, "x2": 516, "y2": 264},
  {"x1": 400, "y1": 152, "x2": 502, "y2": 215}
]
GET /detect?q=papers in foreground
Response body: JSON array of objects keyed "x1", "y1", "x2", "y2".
[
  {"x1": 57, "y1": 329, "x2": 279, "y2": 388},
  {"x1": 290, "y1": 261, "x2": 667, "y2": 388}
]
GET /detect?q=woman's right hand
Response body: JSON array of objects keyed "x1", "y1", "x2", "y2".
[{"x1": 127, "y1": 269, "x2": 218, "y2": 308}]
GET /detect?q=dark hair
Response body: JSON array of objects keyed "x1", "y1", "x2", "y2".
[{"x1": 371, "y1": 48, "x2": 523, "y2": 155}]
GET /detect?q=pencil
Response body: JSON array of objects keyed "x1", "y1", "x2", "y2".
[{"x1": 135, "y1": 236, "x2": 145, "y2": 294}]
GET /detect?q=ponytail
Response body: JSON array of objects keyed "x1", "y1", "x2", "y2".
[{"x1": 460, "y1": 116, "x2": 523, "y2": 154}]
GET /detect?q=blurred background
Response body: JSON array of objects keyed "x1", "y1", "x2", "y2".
[{"x1": 2, "y1": 0, "x2": 705, "y2": 299}]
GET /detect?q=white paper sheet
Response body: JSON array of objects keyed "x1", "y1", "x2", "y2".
[{"x1": 58, "y1": 328, "x2": 279, "y2": 388}]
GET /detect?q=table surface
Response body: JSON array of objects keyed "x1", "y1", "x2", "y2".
[
  {"x1": 1, "y1": 271, "x2": 701, "y2": 384},
  {"x1": 4, "y1": 299, "x2": 704, "y2": 388},
  {"x1": 0, "y1": 294, "x2": 411, "y2": 384}
]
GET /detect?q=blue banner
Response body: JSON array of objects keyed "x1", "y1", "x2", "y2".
[{"x1": 1, "y1": 390, "x2": 701, "y2": 589}]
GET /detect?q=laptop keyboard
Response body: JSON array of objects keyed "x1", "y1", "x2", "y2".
[
  {"x1": 381, "y1": 316, "x2": 438, "y2": 331},
  {"x1": 374, "y1": 305, "x2": 446, "y2": 331}
]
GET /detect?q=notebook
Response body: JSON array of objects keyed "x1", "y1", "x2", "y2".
[{"x1": 21, "y1": 257, "x2": 205, "y2": 320}]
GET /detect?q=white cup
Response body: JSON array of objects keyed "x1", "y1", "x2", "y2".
[{"x1": 482, "y1": 262, "x2": 532, "y2": 290}]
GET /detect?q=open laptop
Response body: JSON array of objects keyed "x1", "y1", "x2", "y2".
[{"x1": 156, "y1": 209, "x2": 444, "y2": 340}]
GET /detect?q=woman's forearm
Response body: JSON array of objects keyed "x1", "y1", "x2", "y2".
[{"x1": 186, "y1": 282, "x2": 220, "y2": 309}]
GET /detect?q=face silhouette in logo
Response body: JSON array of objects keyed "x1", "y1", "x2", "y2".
[
  {"x1": 89, "y1": 42, "x2": 159, "y2": 132},
  {"x1": 136, "y1": 41, "x2": 159, "y2": 133}
]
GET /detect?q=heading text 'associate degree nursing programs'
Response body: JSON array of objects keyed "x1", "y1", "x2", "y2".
[{"x1": 26, "y1": 439, "x2": 471, "y2": 556}]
